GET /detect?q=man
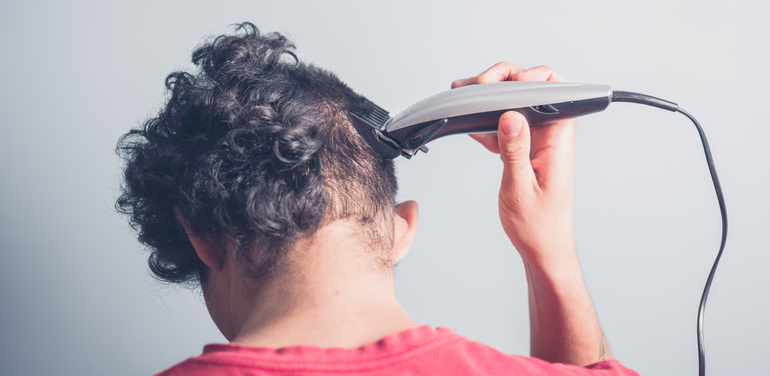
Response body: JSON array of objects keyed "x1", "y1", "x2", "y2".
[{"x1": 117, "y1": 23, "x2": 639, "y2": 375}]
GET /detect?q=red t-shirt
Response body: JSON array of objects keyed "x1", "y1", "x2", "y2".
[{"x1": 157, "y1": 326, "x2": 639, "y2": 375}]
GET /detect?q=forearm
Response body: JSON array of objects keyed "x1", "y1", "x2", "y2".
[{"x1": 522, "y1": 247, "x2": 611, "y2": 366}]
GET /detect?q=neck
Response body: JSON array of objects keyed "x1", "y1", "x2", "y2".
[{"x1": 217, "y1": 220, "x2": 419, "y2": 349}]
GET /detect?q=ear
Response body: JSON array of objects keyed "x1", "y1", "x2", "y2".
[
  {"x1": 392, "y1": 200, "x2": 419, "y2": 264},
  {"x1": 174, "y1": 208, "x2": 225, "y2": 272}
]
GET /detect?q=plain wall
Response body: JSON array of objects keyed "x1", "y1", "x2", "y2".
[{"x1": 1, "y1": 1, "x2": 767, "y2": 375}]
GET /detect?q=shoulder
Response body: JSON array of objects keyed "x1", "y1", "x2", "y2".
[
  {"x1": 412, "y1": 331, "x2": 639, "y2": 376},
  {"x1": 154, "y1": 327, "x2": 639, "y2": 376},
  {"x1": 153, "y1": 344, "x2": 276, "y2": 376}
]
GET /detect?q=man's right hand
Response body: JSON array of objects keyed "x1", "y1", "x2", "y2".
[
  {"x1": 452, "y1": 63, "x2": 577, "y2": 270},
  {"x1": 452, "y1": 63, "x2": 612, "y2": 367}
]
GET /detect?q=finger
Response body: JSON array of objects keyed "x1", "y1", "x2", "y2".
[
  {"x1": 451, "y1": 77, "x2": 476, "y2": 89},
  {"x1": 469, "y1": 133, "x2": 501, "y2": 154},
  {"x1": 475, "y1": 62, "x2": 527, "y2": 84},
  {"x1": 528, "y1": 119, "x2": 576, "y2": 191},
  {"x1": 497, "y1": 111, "x2": 537, "y2": 191},
  {"x1": 511, "y1": 65, "x2": 568, "y2": 82}
]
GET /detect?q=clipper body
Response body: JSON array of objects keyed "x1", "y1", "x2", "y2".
[{"x1": 352, "y1": 81, "x2": 613, "y2": 159}]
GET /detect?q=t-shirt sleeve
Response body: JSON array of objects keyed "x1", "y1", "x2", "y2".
[
  {"x1": 581, "y1": 359, "x2": 641, "y2": 375},
  {"x1": 521, "y1": 358, "x2": 641, "y2": 375}
]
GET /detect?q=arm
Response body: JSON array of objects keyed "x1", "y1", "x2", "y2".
[{"x1": 453, "y1": 63, "x2": 611, "y2": 366}]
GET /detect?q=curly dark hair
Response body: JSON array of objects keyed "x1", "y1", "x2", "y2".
[{"x1": 117, "y1": 23, "x2": 398, "y2": 286}]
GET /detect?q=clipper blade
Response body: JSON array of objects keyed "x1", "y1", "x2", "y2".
[{"x1": 349, "y1": 104, "x2": 403, "y2": 159}]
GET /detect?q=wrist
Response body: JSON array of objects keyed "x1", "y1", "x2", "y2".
[
  {"x1": 513, "y1": 230, "x2": 577, "y2": 269},
  {"x1": 519, "y1": 242, "x2": 584, "y2": 288}
]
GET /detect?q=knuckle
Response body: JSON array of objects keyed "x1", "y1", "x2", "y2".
[{"x1": 500, "y1": 143, "x2": 529, "y2": 162}]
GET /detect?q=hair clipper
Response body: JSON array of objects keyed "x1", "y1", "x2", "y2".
[{"x1": 351, "y1": 81, "x2": 615, "y2": 159}]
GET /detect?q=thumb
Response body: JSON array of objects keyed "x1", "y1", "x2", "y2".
[{"x1": 498, "y1": 111, "x2": 536, "y2": 189}]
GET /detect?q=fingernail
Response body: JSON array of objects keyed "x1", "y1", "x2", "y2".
[
  {"x1": 451, "y1": 77, "x2": 473, "y2": 87},
  {"x1": 501, "y1": 118, "x2": 523, "y2": 137}
]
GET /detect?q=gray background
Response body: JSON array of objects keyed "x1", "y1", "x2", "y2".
[{"x1": 1, "y1": 1, "x2": 767, "y2": 375}]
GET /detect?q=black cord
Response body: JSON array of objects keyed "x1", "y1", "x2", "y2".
[{"x1": 611, "y1": 91, "x2": 728, "y2": 376}]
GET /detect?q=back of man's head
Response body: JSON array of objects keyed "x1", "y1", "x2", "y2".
[{"x1": 117, "y1": 23, "x2": 398, "y2": 286}]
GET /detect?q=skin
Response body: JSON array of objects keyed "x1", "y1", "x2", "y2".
[
  {"x1": 453, "y1": 63, "x2": 611, "y2": 365},
  {"x1": 181, "y1": 202, "x2": 421, "y2": 349},
  {"x1": 181, "y1": 63, "x2": 611, "y2": 367}
]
